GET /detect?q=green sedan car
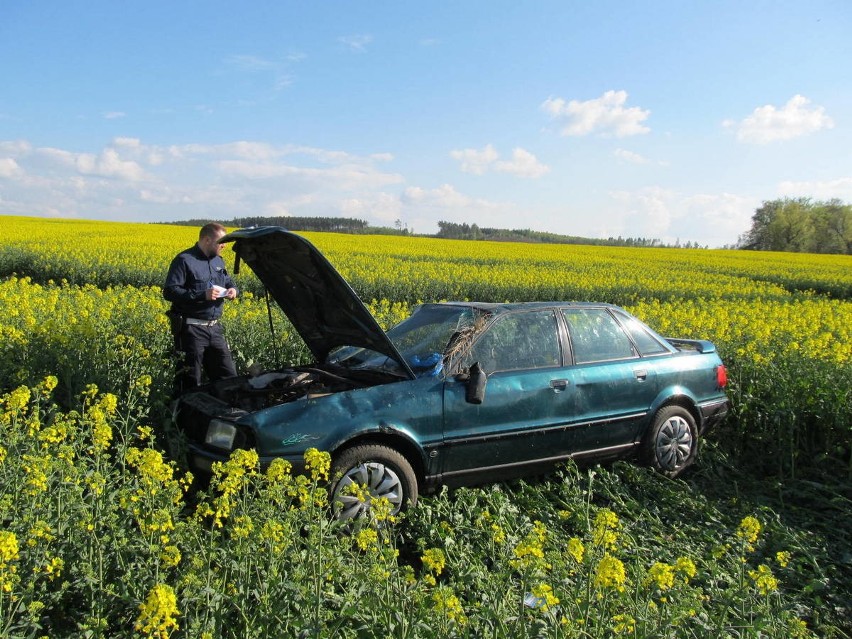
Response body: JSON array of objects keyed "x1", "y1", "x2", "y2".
[{"x1": 177, "y1": 227, "x2": 729, "y2": 519}]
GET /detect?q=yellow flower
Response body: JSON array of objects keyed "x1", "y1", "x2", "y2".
[
  {"x1": 593, "y1": 509, "x2": 620, "y2": 550},
  {"x1": 92, "y1": 420, "x2": 113, "y2": 452},
  {"x1": 265, "y1": 457, "x2": 292, "y2": 483},
  {"x1": 748, "y1": 564, "x2": 778, "y2": 595},
  {"x1": 531, "y1": 583, "x2": 560, "y2": 612},
  {"x1": 787, "y1": 617, "x2": 811, "y2": 638},
  {"x1": 160, "y1": 546, "x2": 181, "y2": 569},
  {"x1": 736, "y1": 515, "x2": 762, "y2": 550},
  {"x1": 612, "y1": 613, "x2": 636, "y2": 634},
  {"x1": 0, "y1": 531, "x2": 20, "y2": 563},
  {"x1": 6, "y1": 385, "x2": 31, "y2": 412},
  {"x1": 644, "y1": 562, "x2": 675, "y2": 591},
  {"x1": 371, "y1": 496, "x2": 396, "y2": 523},
  {"x1": 22, "y1": 454, "x2": 50, "y2": 495},
  {"x1": 594, "y1": 554, "x2": 626, "y2": 592},
  {"x1": 511, "y1": 520, "x2": 550, "y2": 572},
  {"x1": 355, "y1": 527, "x2": 379, "y2": 552},
  {"x1": 231, "y1": 515, "x2": 254, "y2": 540},
  {"x1": 304, "y1": 448, "x2": 330, "y2": 482},
  {"x1": 40, "y1": 375, "x2": 58, "y2": 393},
  {"x1": 566, "y1": 537, "x2": 585, "y2": 564},
  {"x1": 135, "y1": 583, "x2": 180, "y2": 638},
  {"x1": 675, "y1": 556, "x2": 697, "y2": 581},
  {"x1": 44, "y1": 556, "x2": 64, "y2": 580},
  {"x1": 491, "y1": 523, "x2": 506, "y2": 545},
  {"x1": 0, "y1": 531, "x2": 20, "y2": 593},
  {"x1": 432, "y1": 586, "x2": 467, "y2": 626},
  {"x1": 775, "y1": 551, "x2": 791, "y2": 568},
  {"x1": 421, "y1": 548, "x2": 446, "y2": 576}
]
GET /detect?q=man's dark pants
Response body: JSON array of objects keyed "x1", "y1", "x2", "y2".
[{"x1": 173, "y1": 323, "x2": 237, "y2": 393}]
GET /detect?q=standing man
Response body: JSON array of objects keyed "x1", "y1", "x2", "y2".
[{"x1": 164, "y1": 222, "x2": 238, "y2": 393}]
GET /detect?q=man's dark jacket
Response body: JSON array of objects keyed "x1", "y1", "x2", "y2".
[{"x1": 163, "y1": 244, "x2": 236, "y2": 321}]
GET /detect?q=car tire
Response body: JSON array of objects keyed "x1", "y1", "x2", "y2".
[
  {"x1": 331, "y1": 444, "x2": 418, "y2": 520},
  {"x1": 643, "y1": 405, "x2": 698, "y2": 478}
]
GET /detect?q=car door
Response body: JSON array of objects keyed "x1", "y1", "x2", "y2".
[
  {"x1": 559, "y1": 307, "x2": 659, "y2": 454},
  {"x1": 440, "y1": 309, "x2": 573, "y2": 485}
]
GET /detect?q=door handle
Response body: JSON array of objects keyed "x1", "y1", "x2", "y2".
[
  {"x1": 550, "y1": 379, "x2": 569, "y2": 391},
  {"x1": 633, "y1": 369, "x2": 647, "y2": 381}
]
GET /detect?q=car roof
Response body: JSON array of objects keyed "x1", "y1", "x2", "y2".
[{"x1": 429, "y1": 301, "x2": 624, "y2": 313}]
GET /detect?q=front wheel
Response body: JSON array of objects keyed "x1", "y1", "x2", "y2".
[
  {"x1": 331, "y1": 444, "x2": 418, "y2": 520},
  {"x1": 643, "y1": 406, "x2": 698, "y2": 478}
]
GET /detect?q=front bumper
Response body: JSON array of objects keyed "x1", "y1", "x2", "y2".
[{"x1": 187, "y1": 442, "x2": 307, "y2": 477}]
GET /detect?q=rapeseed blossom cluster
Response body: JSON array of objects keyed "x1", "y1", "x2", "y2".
[
  {"x1": 749, "y1": 564, "x2": 779, "y2": 596},
  {"x1": 304, "y1": 447, "x2": 330, "y2": 482},
  {"x1": 432, "y1": 586, "x2": 467, "y2": 627},
  {"x1": 594, "y1": 554, "x2": 627, "y2": 592},
  {"x1": 592, "y1": 508, "x2": 620, "y2": 551},
  {"x1": 511, "y1": 520, "x2": 549, "y2": 572},
  {"x1": 208, "y1": 449, "x2": 259, "y2": 527},
  {"x1": 530, "y1": 583, "x2": 560, "y2": 612},
  {"x1": 737, "y1": 515, "x2": 762, "y2": 552},
  {"x1": 644, "y1": 561, "x2": 676, "y2": 591},
  {"x1": 0, "y1": 531, "x2": 20, "y2": 592},
  {"x1": 135, "y1": 583, "x2": 180, "y2": 638}
]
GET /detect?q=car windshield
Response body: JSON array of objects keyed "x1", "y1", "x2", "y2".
[{"x1": 326, "y1": 305, "x2": 478, "y2": 377}]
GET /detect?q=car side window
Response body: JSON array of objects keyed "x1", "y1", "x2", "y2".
[
  {"x1": 563, "y1": 308, "x2": 636, "y2": 364},
  {"x1": 469, "y1": 311, "x2": 561, "y2": 373}
]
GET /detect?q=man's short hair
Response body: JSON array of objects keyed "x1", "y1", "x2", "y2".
[{"x1": 199, "y1": 222, "x2": 227, "y2": 239}]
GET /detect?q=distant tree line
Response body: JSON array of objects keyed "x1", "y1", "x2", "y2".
[
  {"x1": 169, "y1": 216, "x2": 375, "y2": 233},
  {"x1": 737, "y1": 198, "x2": 851, "y2": 255},
  {"x1": 435, "y1": 221, "x2": 705, "y2": 248}
]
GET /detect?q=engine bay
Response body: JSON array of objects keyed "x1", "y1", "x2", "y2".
[{"x1": 203, "y1": 365, "x2": 391, "y2": 411}]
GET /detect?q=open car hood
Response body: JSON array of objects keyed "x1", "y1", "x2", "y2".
[{"x1": 221, "y1": 227, "x2": 414, "y2": 379}]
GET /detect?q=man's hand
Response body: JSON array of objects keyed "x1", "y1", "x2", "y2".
[{"x1": 206, "y1": 285, "x2": 236, "y2": 300}]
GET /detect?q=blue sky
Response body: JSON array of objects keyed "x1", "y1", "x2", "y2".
[{"x1": 1, "y1": 1, "x2": 850, "y2": 247}]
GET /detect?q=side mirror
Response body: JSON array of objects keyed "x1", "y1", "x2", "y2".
[{"x1": 464, "y1": 362, "x2": 487, "y2": 404}]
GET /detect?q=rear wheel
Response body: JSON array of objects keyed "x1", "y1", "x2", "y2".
[
  {"x1": 643, "y1": 406, "x2": 698, "y2": 477},
  {"x1": 331, "y1": 444, "x2": 418, "y2": 520}
]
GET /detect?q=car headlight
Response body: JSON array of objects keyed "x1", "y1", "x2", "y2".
[{"x1": 205, "y1": 419, "x2": 237, "y2": 450}]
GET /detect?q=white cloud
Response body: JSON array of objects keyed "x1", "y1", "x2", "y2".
[
  {"x1": 605, "y1": 188, "x2": 757, "y2": 246},
  {"x1": 76, "y1": 148, "x2": 147, "y2": 181},
  {"x1": 614, "y1": 148, "x2": 650, "y2": 165},
  {"x1": 0, "y1": 137, "x2": 407, "y2": 224},
  {"x1": 727, "y1": 95, "x2": 834, "y2": 144},
  {"x1": 778, "y1": 176, "x2": 852, "y2": 200},
  {"x1": 542, "y1": 90, "x2": 650, "y2": 137},
  {"x1": 222, "y1": 53, "x2": 302, "y2": 93},
  {"x1": 0, "y1": 140, "x2": 32, "y2": 155},
  {"x1": 0, "y1": 158, "x2": 22, "y2": 178},
  {"x1": 103, "y1": 111, "x2": 126, "y2": 120},
  {"x1": 495, "y1": 148, "x2": 550, "y2": 178},
  {"x1": 225, "y1": 54, "x2": 275, "y2": 71},
  {"x1": 450, "y1": 145, "x2": 549, "y2": 178},
  {"x1": 339, "y1": 34, "x2": 373, "y2": 52},
  {"x1": 450, "y1": 145, "x2": 499, "y2": 175}
]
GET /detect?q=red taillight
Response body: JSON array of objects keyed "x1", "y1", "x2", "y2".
[{"x1": 716, "y1": 365, "x2": 728, "y2": 389}]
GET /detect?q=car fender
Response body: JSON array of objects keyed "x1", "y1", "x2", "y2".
[
  {"x1": 646, "y1": 385, "x2": 703, "y2": 431},
  {"x1": 328, "y1": 420, "x2": 432, "y2": 479}
]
